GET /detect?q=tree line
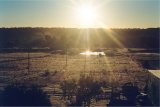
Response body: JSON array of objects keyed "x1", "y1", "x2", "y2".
[{"x1": 0, "y1": 28, "x2": 159, "y2": 50}]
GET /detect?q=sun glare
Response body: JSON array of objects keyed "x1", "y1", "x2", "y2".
[
  {"x1": 85, "y1": 50, "x2": 91, "y2": 55},
  {"x1": 80, "y1": 50, "x2": 106, "y2": 56},
  {"x1": 80, "y1": 50, "x2": 92, "y2": 56},
  {"x1": 78, "y1": 5, "x2": 96, "y2": 21},
  {"x1": 77, "y1": 4, "x2": 98, "y2": 27}
]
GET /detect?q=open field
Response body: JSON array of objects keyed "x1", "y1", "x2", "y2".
[
  {"x1": 0, "y1": 0, "x2": 159, "y2": 105},
  {"x1": 0, "y1": 48, "x2": 158, "y2": 106}
]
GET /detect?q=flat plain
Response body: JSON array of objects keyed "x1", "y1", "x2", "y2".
[{"x1": 0, "y1": 48, "x2": 158, "y2": 106}]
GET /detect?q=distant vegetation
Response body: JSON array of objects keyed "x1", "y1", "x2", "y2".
[{"x1": 0, "y1": 28, "x2": 159, "y2": 49}]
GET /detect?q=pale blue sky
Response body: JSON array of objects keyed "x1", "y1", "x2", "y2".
[{"x1": 0, "y1": 0, "x2": 159, "y2": 28}]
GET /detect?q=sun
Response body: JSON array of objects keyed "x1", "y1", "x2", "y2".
[
  {"x1": 77, "y1": 4, "x2": 98, "y2": 27},
  {"x1": 78, "y1": 5, "x2": 96, "y2": 21}
]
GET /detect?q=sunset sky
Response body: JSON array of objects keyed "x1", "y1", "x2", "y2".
[{"x1": 0, "y1": 0, "x2": 159, "y2": 28}]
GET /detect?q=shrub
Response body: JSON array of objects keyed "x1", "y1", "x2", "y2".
[{"x1": 0, "y1": 84, "x2": 51, "y2": 106}]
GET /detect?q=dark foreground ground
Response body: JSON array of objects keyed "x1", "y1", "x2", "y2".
[{"x1": 0, "y1": 48, "x2": 159, "y2": 106}]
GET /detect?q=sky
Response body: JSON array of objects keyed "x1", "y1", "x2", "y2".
[{"x1": 0, "y1": 0, "x2": 159, "y2": 28}]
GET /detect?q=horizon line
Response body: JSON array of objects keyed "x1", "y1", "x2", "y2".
[{"x1": 0, "y1": 27, "x2": 160, "y2": 29}]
